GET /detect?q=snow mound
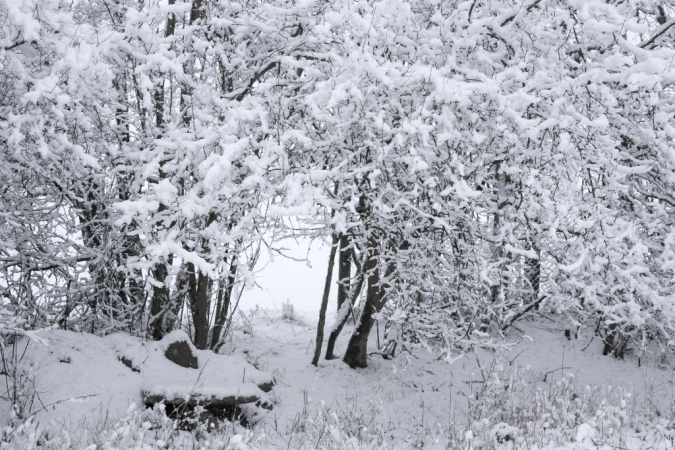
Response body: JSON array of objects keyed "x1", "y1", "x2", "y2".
[
  {"x1": 142, "y1": 332, "x2": 273, "y2": 407},
  {"x1": 0, "y1": 329, "x2": 275, "y2": 428}
]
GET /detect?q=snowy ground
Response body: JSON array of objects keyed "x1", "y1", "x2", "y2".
[
  {"x1": 3, "y1": 306, "x2": 675, "y2": 449},
  {"x1": 2, "y1": 240, "x2": 675, "y2": 448},
  {"x1": 229, "y1": 306, "x2": 675, "y2": 448}
]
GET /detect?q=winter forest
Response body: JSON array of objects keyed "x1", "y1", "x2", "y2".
[{"x1": 2, "y1": 0, "x2": 675, "y2": 448}]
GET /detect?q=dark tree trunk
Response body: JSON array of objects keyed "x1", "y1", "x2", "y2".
[
  {"x1": 325, "y1": 260, "x2": 364, "y2": 360},
  {"x1": 343, "y1": 239, "x2": 381, "y2": 369},
  {"x1": 342, "y1": 234, "x2": 404, "y2": 368},
  {"x1": 150, "y1": 261, "x2": 171, "y2": 341},
  {"x1": 148, "y1": 206, "x2": 173, "y2": 339},
  {"x1": 311, "y1": 233, "x2": 340, "y2": 366},
  {"x1": 342, "y1": 298, "x2": 377, "y2": 368},
  {"x1": 602, "y1": 323, "x2": 617, "y2": 356},
  {"x1": 164, "y1": 265, "x2": 188, "y2": 335},
  {"x1": 189, "y1": 0, "x2": 204, "y2": 24},
  {"x1": 148, "y1": 2, "x2": 177, "y2": 340},
  {"x1": 342, "y1": 271, "x2": 379, "y2": 368},
  {"x1": 75, "y1": 177, "x2": 106, "y2": 332},
  {"x1": 193, "y1": 271, "x2": 210, "y2": 350},
  {"x1": 210, "y1": 256, "x2": 237, "y2": 350}
]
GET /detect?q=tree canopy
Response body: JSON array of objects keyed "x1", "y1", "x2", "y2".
[{"x1": 2, "y1": 0, "x2": 675, "y2": 366}]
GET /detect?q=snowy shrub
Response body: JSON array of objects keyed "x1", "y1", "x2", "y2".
[
  {"x1": 281, "y1": 300, "x2": 295, "y2": 322},
  {"x1": 237, "y1": 310, "x2": 256, "y2": 336},
  {"x1": 281, "y1": 300, "x2": 304, "y2": 325},
  {"x1": 447, "y1": 359, "x2": 641, "y2": 449},
  {"x1": 0, "y1": 404, "x2": 262, "y2": 450},
  {"x1": 2, "y1": 370, "x2": 675, "y2": 449},
  {"x1": 267, "y1": 360, "x2": 673, "y2": 449},
  {"x1": 281, "y1": 392, "x2": 387, "y2": 449},
  {"x1": 0, "y1": 337, "x2": 38, "y2": 428}
]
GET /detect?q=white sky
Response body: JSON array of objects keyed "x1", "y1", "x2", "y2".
[{"x1": 240, "y1": 238, "x2": 335, "y2": 316}]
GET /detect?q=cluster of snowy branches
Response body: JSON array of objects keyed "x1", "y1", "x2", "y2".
[{"x1": 2, "y1": 0, "x2": 675, "y2": 366}]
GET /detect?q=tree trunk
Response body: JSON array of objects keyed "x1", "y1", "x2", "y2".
[
  {"x1": 602, "y1": 323, "x2": 617, "y2": 356},
  {"x1": 113, "y1": 73, "x2": 143, "y2": 321},
  {"x1": 193, "y1": 270, "x2": 210, "y2": 350},
  {"x1": 342, "y1": 235, "x2": 404, "y2": 368},
  {"x1": 325, "y1": 255, "x2": 364, "y2": 360},
  {"x1": 337, "y1": 234, "x2": 351, "y2": 313},
  {"x1": 150, "y1": 262, "x2": 171, "y2": 340},
  {"x1": 148, "y1": 1, "x2": 177, "y2": 341},
  {"x1": 311, "y1": 233, "x2": 340, "y2": 366},
  {"x1": 526, "y1": 241, "x2": 540, "y2": 305},
  {"x1": 343, "y1": 239, "x2": 381, "y2": 369},
  {"x1": 342, "y1": 272, "x2": 379, "y2": 368},
  {"x1": 210, "y1": 256, "x2": 237, "y2": 350},
  {"x1": 164, "y1": 264, "x2": 188, "y2": 334}
]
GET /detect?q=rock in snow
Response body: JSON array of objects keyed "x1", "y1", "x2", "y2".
[{"x1": 164, "y1": 340, "x2": 199, "y2": 369}]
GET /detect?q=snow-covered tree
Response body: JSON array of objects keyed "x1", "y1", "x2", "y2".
[{"x1": 2, "y1": 0, "x2": 675, "y2": 365}]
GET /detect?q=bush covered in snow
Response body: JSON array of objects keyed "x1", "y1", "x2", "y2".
[
  {"x1": 3, "y1": 371, "x2": 675, "y2": 449},
  {"x1": 1, "y1": 404, "x2": 262, "y2": 450}
]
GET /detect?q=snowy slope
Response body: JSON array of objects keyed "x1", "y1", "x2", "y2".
[
  {"x1": 2, "y1": 310, "x2": 674, "y2": 449},
  {"x1": 223, "y1": 307, "x2": 675, "y2": 448},
  {"x1": 0, "y1": 329, "x2": 273, "y2": 430}
]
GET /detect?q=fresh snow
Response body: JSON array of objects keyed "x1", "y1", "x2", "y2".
[
  {"x1": 3, "y1": 241, "x2": 674, "y2": 448},
  {"x1": 4, "y1": 305, "x2": 674, "y2": 449},
  {"x1": 0, "y1": 328, "x2": 273, "y2": 430}
]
